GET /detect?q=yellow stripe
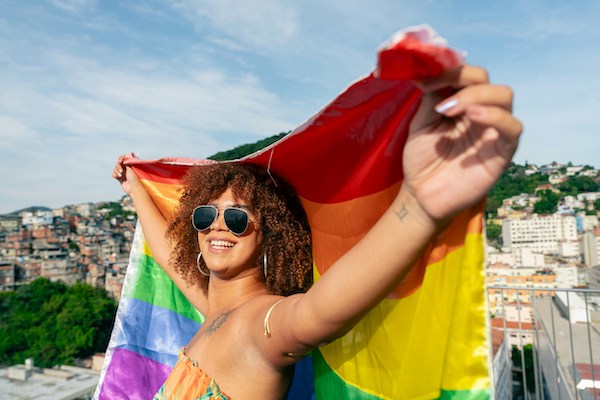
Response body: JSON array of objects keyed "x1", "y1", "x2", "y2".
[
  {"x1": 318, "y1": 233, "x2": 489, "y2": 398},
  {"x1": 305, "y1": 192, "x2": 483, "y2": 299},
  {"x1": 440, "y1": 232, "x2": 490, "y2": 391},
  {"x1": 142, "y1": 240, "x2": 153, "y2": 258}
]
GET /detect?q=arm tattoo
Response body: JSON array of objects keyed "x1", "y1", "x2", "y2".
[
  {"x1": 395, "y1": 205, "x2": 408, "y2": 222},
  {"x1": 203, "y1": 310, "x2": 233, "y2": 337}
]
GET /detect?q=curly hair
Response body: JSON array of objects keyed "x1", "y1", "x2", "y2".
[{"x1": 166, "y1": 162, "x2": 313, "y2": 296}]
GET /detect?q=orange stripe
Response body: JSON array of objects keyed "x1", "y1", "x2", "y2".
[
  {"x1": 139, "y1": 179, "x2": 181, "y2": 218},
  {"x1": 138, "y1": 169, "x2": 484, "y2": 300},
  {"x1": 304, "y1": 186, "x2": 484, "y2": 299}
]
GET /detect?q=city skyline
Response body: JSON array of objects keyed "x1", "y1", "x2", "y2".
[{"x1": 1, "y1": 1, "x2": 599, "y2": 214}]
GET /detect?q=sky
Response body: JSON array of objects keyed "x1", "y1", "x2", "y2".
[{"x1": 1, "y1": 0, "x2": 599, "y2": 214}]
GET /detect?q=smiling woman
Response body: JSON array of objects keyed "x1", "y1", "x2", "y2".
[
  {"x1": 167, "y1": 163, "x2": 313, "y2": 296},
  {"x1": 109, "y1": 28, "x2": 522, "y2": 400}
]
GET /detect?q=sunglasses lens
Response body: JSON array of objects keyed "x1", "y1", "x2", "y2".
[
  {"x1": 224, "y1": 208, "x2": 249, "y2": 235},
  {"x1": 192, "y1": 206, "x2": 217, "y2": 231}
]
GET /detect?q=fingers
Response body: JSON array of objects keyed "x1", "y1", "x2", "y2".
[
  {"x1": 435, "y1": 84, "x2": 514, "y2": 116},
  {"x1": 467, "y1": 105, "x2": 523, "y2": 145},
  {"x1": 419, "y1": 64, "x2": 522, "y2": 155},
  {"x1": 112, "y1": 153, "x2": 133, "y2": 181},
  {"x1": 112, "y1": 162, "x2": 125, "y2": 181},
  {"x1": 433, "y1": 79, "x2": 521, "y2": 147},
  {"x1": 418, "y1": 65, "x2": 489, "y2": 93},
  {"x1": 411, "y1": 65, "x2": 501, "y2": 130}
]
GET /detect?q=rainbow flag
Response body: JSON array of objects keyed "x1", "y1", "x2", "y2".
[{"x1": 95, "y1": 25, "x2": 490, "y2": 400}]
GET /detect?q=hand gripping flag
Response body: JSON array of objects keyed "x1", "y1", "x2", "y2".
[{"x1": 95, "y1": 25, "x2": 491, "y2": 400}]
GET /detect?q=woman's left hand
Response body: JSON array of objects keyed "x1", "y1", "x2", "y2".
[{"x1": 402, "y1": 65, "x2": 523, "y2": 224}]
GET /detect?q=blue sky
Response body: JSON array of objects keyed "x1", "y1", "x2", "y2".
[{"x1": 1, "y1": 0, "x2": 599, "y2": 214}]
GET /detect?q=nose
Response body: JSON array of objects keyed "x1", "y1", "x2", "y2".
[{"x1": 210, "y1": 209, "x2": 227, "y2": 232}]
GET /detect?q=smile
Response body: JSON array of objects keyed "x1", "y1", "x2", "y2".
[{"x1": 209, "y1": 240, "x2": 235, "y2": 249}]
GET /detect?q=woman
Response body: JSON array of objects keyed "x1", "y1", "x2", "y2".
[{"x1": 113, "y1": 64, "x2": 522, "y2": 399}]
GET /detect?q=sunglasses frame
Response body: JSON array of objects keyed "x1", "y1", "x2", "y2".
[{"x1": 191, "y1": 205, "x2": 255, "y2": 236}]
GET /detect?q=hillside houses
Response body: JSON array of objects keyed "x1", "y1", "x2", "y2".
[{"x1": 0, "y1": 198, "x2": 135, "y2": 299}]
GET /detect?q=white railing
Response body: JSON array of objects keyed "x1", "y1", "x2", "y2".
[{"x1": 487, "y1": 286, "x2": 600, "y2": 400}]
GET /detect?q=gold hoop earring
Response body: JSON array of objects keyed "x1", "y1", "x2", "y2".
[
  {"x1": 263, "y1": 253, "x2": 268, "y2": 280},
  {"x1": 196, "y1": 252, "x2": 209, "y2": 277}
]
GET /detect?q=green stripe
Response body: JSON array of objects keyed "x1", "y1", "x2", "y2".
[
  {"x1": 128, "y1": 253, "x2": 204, "y2": 324},
  {"x1": 313, "y1": 349, "x2": 381, "y2": 399},
  {"x1": 313, "y1": 350, "x2": 490, "y2": 399},
  {"x1": 438, "y1": 389, "x2": 490, "y2": 399}
]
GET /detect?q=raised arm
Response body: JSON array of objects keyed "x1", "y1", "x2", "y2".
[
  {"x1": 112, "y1": 155, "x2": 207, "y2": 312},
  {"x1": 259, "y1": 65, "x2": 522, "y2": 364}
]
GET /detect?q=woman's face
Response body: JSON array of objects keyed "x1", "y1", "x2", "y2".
[{"x1": 196, "y1": 187, "x2": 263, "y2": 278}]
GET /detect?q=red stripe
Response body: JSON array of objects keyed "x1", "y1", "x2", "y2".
[
  {"x1": 124, "y1": 158, "x2": 215, "y2": 184},
  {"x1": 122, "y1": 31, "x2": 459, "y2": 203},
  {"x1": 376, "y1": 35, "x2": 463, "y2": 80},
  {"x1": 245, "y1": 78, "x2": 422, "y2": 203}
]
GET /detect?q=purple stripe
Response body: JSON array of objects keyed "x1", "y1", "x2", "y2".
[{"x1": 99, "y1": 348, "x2": 172, "y2": 400}]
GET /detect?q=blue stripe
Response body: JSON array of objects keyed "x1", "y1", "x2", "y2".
[
  {"x1": 114, "y1": 297, "x2": 201, "y2": 365},
  {"x1": 287, "y1": 354, "x2": 315, "y2": 400}
]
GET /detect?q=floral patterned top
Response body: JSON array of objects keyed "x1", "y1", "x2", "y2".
[{"x1": 153, "y1": 348, "x2": 231, "y2": 400}]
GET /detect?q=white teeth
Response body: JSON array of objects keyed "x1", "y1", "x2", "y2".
[{"x1": 210, "y1": 240, "x2": 235, "y2": 249}]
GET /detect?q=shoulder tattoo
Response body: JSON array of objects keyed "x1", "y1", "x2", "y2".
[{"x1": 203, "y1": 310, "x2": 233, "y2": 337}]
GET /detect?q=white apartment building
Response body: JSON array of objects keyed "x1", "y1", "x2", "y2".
[
  {"x1": 582, "y1": 231, "x2": 600, "y2": 267},
  {"x1": 514, "y1": 247, "x2": 545, "y2": 267},
  {"x1": 562, "y1": 195, "x2": 585, "y2": 210},
  {"x1": 502, "y1": 215, "x2": 578, "y2": 255},
  {"x1": 578, "y1": 169, "x2": 598, "y2": 177},
  {"x1": 20, "y1": 209, "x2": 53, "y2": 226},
  {"x1": 487, "y1": 251, "x2": 514, "y2": 266},
  {"x1": 578, "y1": 213, "x2": 599, "y2": 232},
  {"x1": 566, "y1": 166, "x2": 584, "y2": 176},
  {"x1": 589, "y1": 265, "x2": 600, "y2": 289},
  {"x1": 75, "y1": 202, "x2": 97, "y2": 218},
  {"x1": 487, "y1": 247, "x2": 545, "y2": 268},
  {"x1": 577, "y1": 192, "x2": 600, "y2": 202},
  {"x1": 553, "y1": 264, "x2": 581, "y2": 287}
]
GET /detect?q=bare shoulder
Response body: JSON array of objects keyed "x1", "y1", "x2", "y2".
[
  {"x1": 235, "y1": 293, "x2": 310, "y2": 368},
  {"x1": 238, "y1": 294, "x2": 289, "y2": 328}
]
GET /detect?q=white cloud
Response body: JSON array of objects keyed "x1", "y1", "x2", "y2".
[
  {"x1": 1, "y1": 0, "x2": 599, "y2": 214},
  {"x1": 0, "y1": 115, "x2": 40, "y2": 149},
  {"x1": 168, "y1": 0, "x2": 298, "y2": 49},
  {"x1": 0, "y1": 4, "x2": 306, "y2": 213},
  {"x1": 49, "y1": 0, "x2": 96, "y2": 15}
]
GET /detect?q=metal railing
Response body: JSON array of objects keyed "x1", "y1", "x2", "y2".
[{"x1": 487, "y1": 286, "x2": 600, "y2": 400}]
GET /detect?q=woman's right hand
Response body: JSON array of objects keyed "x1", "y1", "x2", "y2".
[{"x1": 112, "y1": 154, "x2": 142, "y2": 195}]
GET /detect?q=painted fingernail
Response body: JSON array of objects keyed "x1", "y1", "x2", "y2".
[{"x1": 435, "y1": 98, "x2": 459, "y2": 114}]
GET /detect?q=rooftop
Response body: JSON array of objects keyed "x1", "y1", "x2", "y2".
[{"x1": 0, "y1": 361, "x2": 99, "y2": 400}]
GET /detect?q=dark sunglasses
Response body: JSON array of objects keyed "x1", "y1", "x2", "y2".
[{"x1": 191, "y1": 205, "x2": 256, "y2": 236}]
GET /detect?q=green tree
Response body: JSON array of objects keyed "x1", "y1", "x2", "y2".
[
  {"x1": 533, "y1": 190, "x2": 560, "y2": 214},
  {"x1": 101, "y1": 201, "x2": 136, "y2": 220},
  {"x1": 557, "y1": 175, "x2": 600, "y2": 196},
  {"x1": 512, "y1": 344, "x2": 536, "y2": 395},
  {"x1": 68, "y1": 239, "x2": 80, "y2": 252},
  {"x1": 486, "y1": 163, "x2": 548, "y2": 215},
  {"x1": 485, "y1": 223, "x2": 502, "y2": 244},
  {"x1": 208, "y1": 132, "x2": 288, "y2": 161},
  {"x1": 0, "y1": 278, "x2": 116, "y2": 368}
]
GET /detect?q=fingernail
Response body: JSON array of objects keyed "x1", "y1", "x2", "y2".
[{"x1": 435, "y1": 98, "x2": 459, "y2": 114}]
